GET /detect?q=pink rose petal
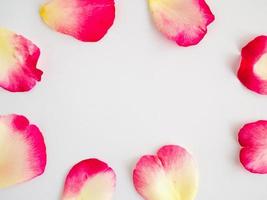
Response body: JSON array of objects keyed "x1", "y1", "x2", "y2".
[
  {"x1": 133, "y1": 145, "x2": 198, "y2": 200},
  {"x1": 148, "y1": 0, "x2": 214, "y2": 46},
  {"x1": 237, "y1": 36, "x2": 267, "y2": 95},
  {"x1": 40, "y1": 0, "x2": 115, "y2": 42},
  {"x1": 238, "y1": 120, "x2": 267, "y2": 174},
  {"x1": 0, "y1": 114, "x2": 46, "y2": 188},
  {"x1": 0, "y1": 28, "x2": 43, "y2": 92},
  {"x1": 62, "y1": 159, "x2": 116, "y2": 200}
]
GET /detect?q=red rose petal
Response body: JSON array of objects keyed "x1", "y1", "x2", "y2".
[
  {"x1": 238, "y1": 120, "x2": 267, "y2": 174},
  {"x1": 237, "y1": 36, "x2": 267, "y2": 94},
  {"x1": 40, "y1": 0, "x2": 115, "y2": 42}
]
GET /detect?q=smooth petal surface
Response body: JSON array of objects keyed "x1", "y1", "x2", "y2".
[
  {"x1": 237, "y1": 36, "x2": 267, "y2": 95},
  {"x1": 133, "y1": 145, "x2": 198, "y2": 200},
  {"x1": 0, "y1": 28, "x2": 43, "y2": 92},
  {"x1": 40, "y1": 0, "x2": 115, "y2": 42},
  {"x1": 62, "y1": 159, "x2": 116, "y2": 200},
  {"x1": 238, "y1": 120, "x2": 267, "y2": 174},
  {"x1": 0, "y1": 114, "x2": 46, "y2": 188},
  {"x1": 148, "y1": 0, "x2": 214, "y2": 46}
]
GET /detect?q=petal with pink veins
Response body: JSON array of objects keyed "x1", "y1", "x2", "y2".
[
  {"x1": 237, "y1": 36, "x2": 267, "y2": 95},
  {"x1": 40, "y1": 0, "x2": 115, "y2": 42},
  {"x1": 133, "y1": 145, "x2": 198, "y2": 200},
  {"x1": 0, "y1": 29, "x2": 43, "y2": 92},
  {"x1": 238, "y1": 120, "x2": 267, "y2": 174},
  {"x1": 148, "y1": 0, "x2": 214, "y2": 46},
  {"x1": 62, "y1": 159, "x2": 116, "y2": 200},
  {"x1": 0, "y1": 114, "x2": 46, "y2": 188}
]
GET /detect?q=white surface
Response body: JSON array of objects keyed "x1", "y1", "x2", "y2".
[{"x1": 0, "y1": 0, "x2": 267, "y2": 199}]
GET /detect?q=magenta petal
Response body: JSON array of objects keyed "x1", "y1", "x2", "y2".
[
  {"x1": 40, "y1": 0, "x2": 115, "y2": 42},
  {"x1": 238, "y1": 120, "x2": 267, "y2": 174}
]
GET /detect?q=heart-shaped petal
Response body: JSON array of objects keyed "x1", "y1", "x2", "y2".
[
  {"x1": 0, "y1": 28, "x2": 43, "y2": 92},
  {"x1": 40, "y1": 0, "x2": 115, "y2": 42},
  {"x1": 148, "y1": 0, "x2": 214, "y2": 46},
  {"x1": 0, "y1": 114, "x2": 46, "y2": 188},
  {"x1": 237, "y1": 36, "x2": 267, "y2": 95},
  {"x1": 62, "y1": 159, "x2": 116, "y2": 200},
  {"x1": 133, "y1": 145, "x2": 198, "y2": 200},
  {"x1": 238, "y1": 120, "x2": 267, "y2": 174}
]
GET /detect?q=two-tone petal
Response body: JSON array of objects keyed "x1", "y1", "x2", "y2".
[
  {"x1": 133, "y1": 145, "x2": 198, "y2": 200},
  {"x1": 0, "y1": 28, "x2": 43, "y2": 92},
  {"x1": 40, "y1": 0, "x2": 115, "y2": 42},
  {"x1": 237, "y1": 36, "x2": 267, "y2": 95},
  {"x1": 238, "y1": 120, "x2": 267, "y2": 174},
  {"x1": 148, "y1": 0, "x2": 214, "y2": 46},
  {"x1": 62, "y1": 159, "x2": 116, "y2": 200},
  {"x1": 0, "y1": 114, "x2": 46, "y2": 188}
]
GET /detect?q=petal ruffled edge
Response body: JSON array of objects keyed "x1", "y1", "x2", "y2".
[{"x1": 0, "y1": 28, "x2": 43, "y2": 92}]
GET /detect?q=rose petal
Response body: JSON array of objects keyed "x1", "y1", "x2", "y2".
[
  {"x1": 237, "y1": 35, "x2": 267, "y2": 95},
  {"x1": 148, "y1": 0, "x2": 214, "y2": 46},
  {"x1": 0, "y1": 28, "x2": 43, "y2": 92},
  {"x1": 0, "y1": 114, "x2": 46, "y2": 188},
  {"x1": 62, "y1": 159, "x2": 116, "y2": 200},
  {"x1": 40, "y1": 0, "x2": 115, "y2": 42},
  {"x1": 133, "y1": 145, "x2": 198, "y2": 200},
  {"x1": 238, "y1": 120, "x2": 267, "y2": 174}
]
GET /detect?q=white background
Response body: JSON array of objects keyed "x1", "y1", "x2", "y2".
[{"x1": 0, "y1": 0, "x2": 267, "y2": 199}]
